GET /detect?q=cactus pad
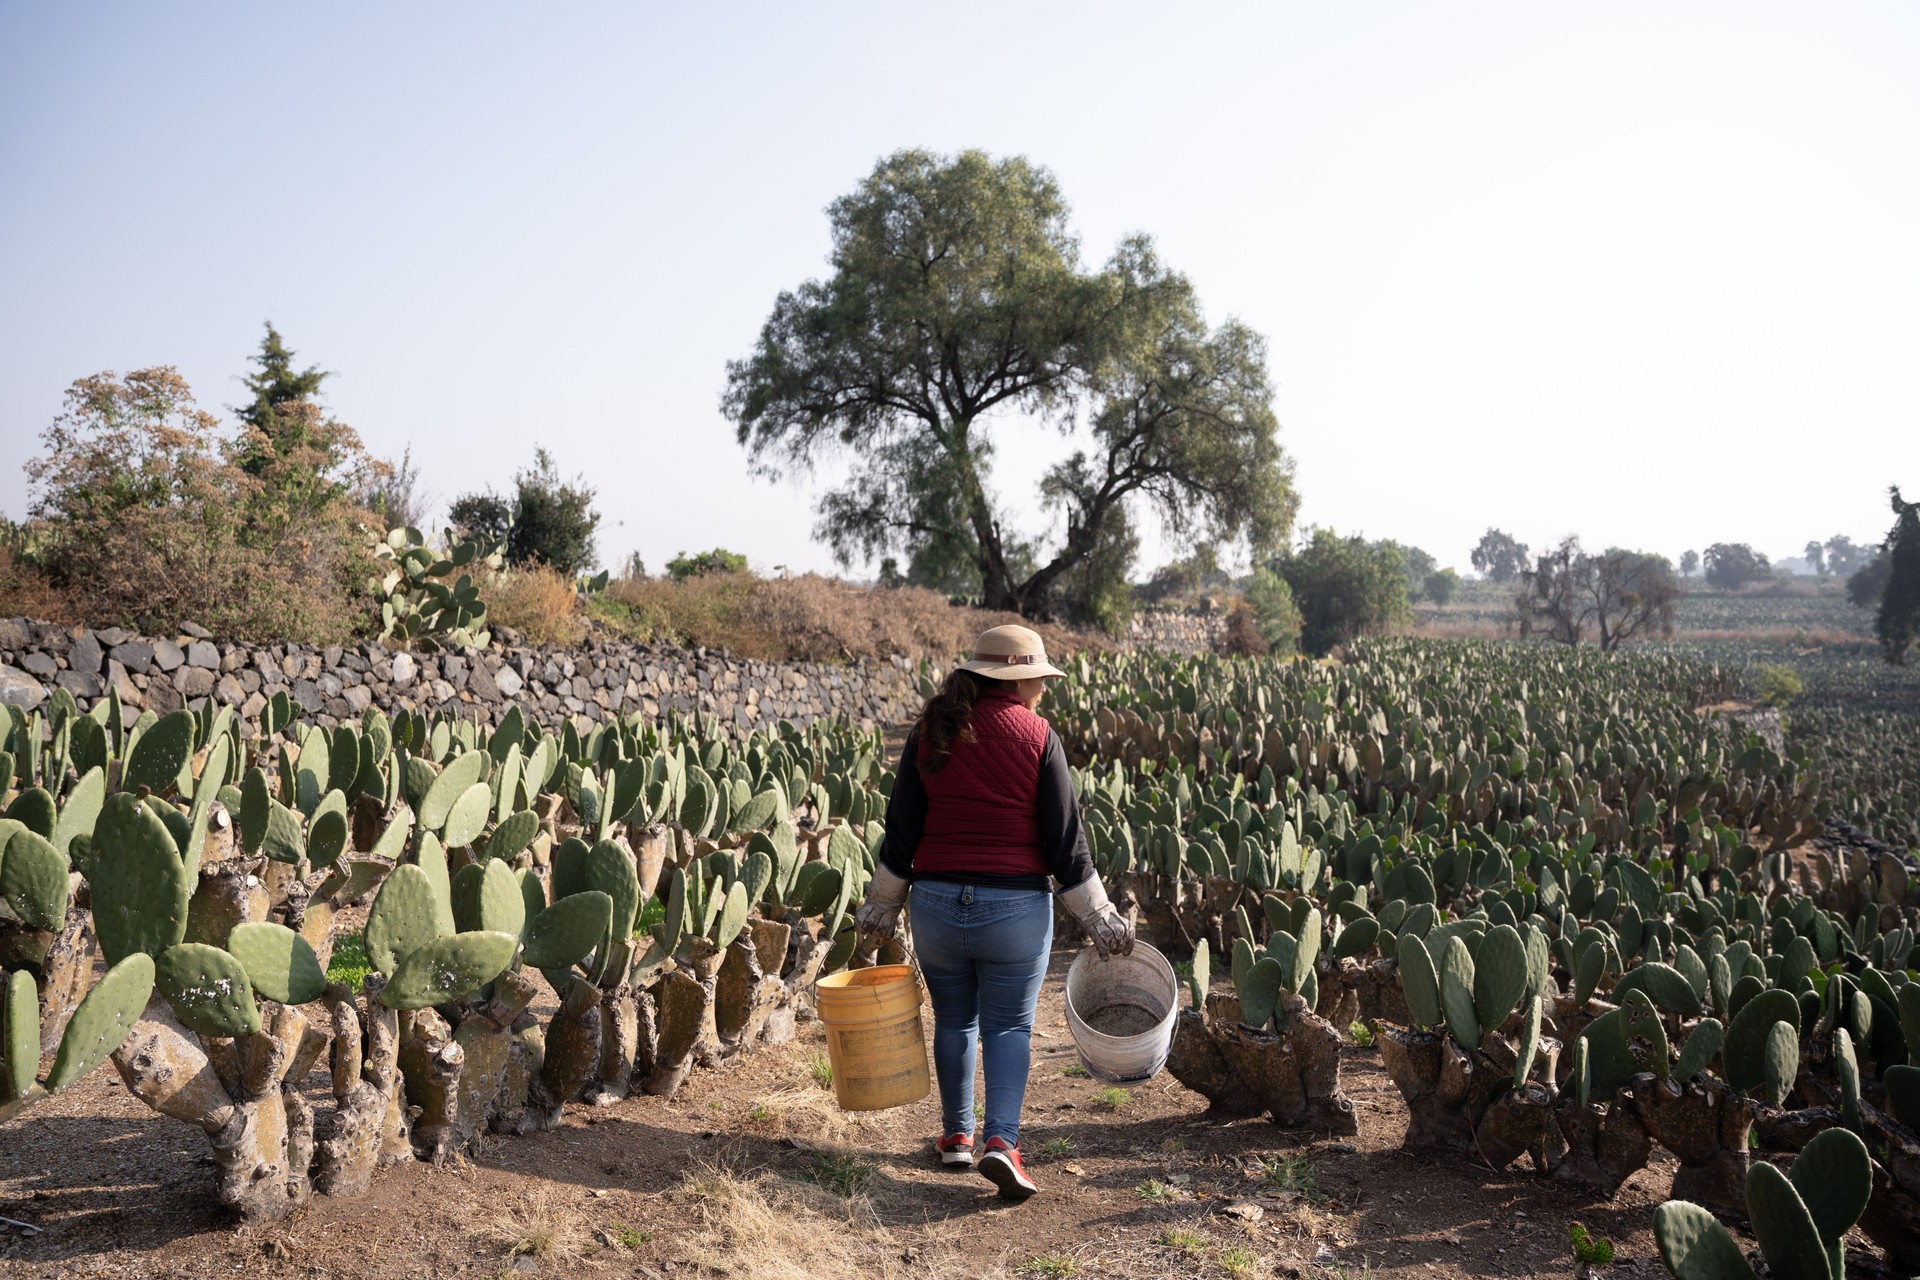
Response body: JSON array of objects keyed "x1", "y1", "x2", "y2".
[
  {"x1": 306, "y1": 807, "x2": 348, "y2": 871},
  {"x1": 1397, "y1": 933, "x2": 1441, "y2": 1030},
  {"x1": 261, "y1": 799, "x2": 306, "y2": 864},
  {"x1": 380, "y1": 930, "x2": 520, "y2": 1009},
  {"x1": 520, "y1": 891, "x2": 614, "y2": 970},
  {"x1": 1439, "y1": 935, "x2": 1478, "y2": 1052},
  {"x1": 365, "y1": 862, "x2": 448, "y2": 975},
  {"x1": 1725, "y1": 987, "x2": 1801, "y2": 1094},
  {"x1": 1238, "y1": 956, "x2": 1285, "y2": 1032},
  {"x1": 1652, "y1": 1201, "x2": 1755, "y2": 1280},
  {"x1": 451, "y1": 857, "x2": 526, "y2": 938},
  {"x1": 1333, "y1": 915, "x2": 1380, "y2": 959},
  {"x1": 89, "y1": 794, "x2": 192, "y2": 964},
  {"x1": 4, "y1": 968, "x2": 37, "y2": 1101},
  {"x1": 1762, "y1": 1018, "x2": 1799, "y2": 1108},
  {"x1": 711, "y1": 880, "x2": 749, "y2": 950},
  {"x1": 419, "y1": 750, "x2": 488, "y2": 831},
  {"x1": 1612, "y1": 961, "x2": 1704, "y2": 1017},
  {"x1": 441, "y1": 781, "x2": 492, "y2": 847},
  {"x1": 1, "y1": 828, "x2": 70, "y2": 930},
  {"x1": 1675, "y1": 1018, "x2": 1724, "y2": 1081},
  {"x1": 585, "y1": 839, "x2": 641, "y2": 937},
  {"x1": 156, "y1": 942, "x2": 262, "y2": 1038},
  {"x1": 486, "y1": 809, "x2": 539, "y2": 861},
  {"x1": 225, "y1": 922, "x2": 328, "y2": 1007},
  {"x1": 123, "y1": 709, "x2": 194, "y2": 796},
  {"x1": 1745, "y1": 1160, "x2": 1834, "y2": 1280},
  {"x1": 1886, "y1": 1063, "x2": 1920, "y2": 1129},
  {"x1": 44, "y1": 951, "x2": 154, "y2": 1092},
  {"x1": 1472, "y1": 923, "x2": 1527, "y2": 1034},
  {"x1": 1189, "y1": 937, "x2": 1211, "y2": 1008},
  {"x1": 1788, "y1": 1126, "x2": 1871, "y2": 1249}
]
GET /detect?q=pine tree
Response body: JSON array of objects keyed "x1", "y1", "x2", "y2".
[
  {"x1": 231, "y1": 322, "x2": 331, "y2": 477},
  {"x1": 1877, "y1": 487, "x2": 1920, "y2": 664}
]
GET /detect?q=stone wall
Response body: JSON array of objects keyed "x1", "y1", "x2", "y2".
[
  {"x1": 0, "y1": 618, "x2": 923, "y2": 737},
  {"x1": 1127, "y1": 608, "x2": 1224, "y2": 655}
]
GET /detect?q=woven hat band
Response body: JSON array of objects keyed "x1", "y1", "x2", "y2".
[{"x1": 971, "y1": 652, "x2": 1041, "y2": 665}]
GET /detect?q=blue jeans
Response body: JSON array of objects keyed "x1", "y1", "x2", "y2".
[{"x1": 909, "y1": 881, "x2": 1053, "y2": 1148}]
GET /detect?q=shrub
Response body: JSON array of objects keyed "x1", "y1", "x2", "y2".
[
  {"x1": 668, "y1": 548, "x2": 749, "y2": 580},
  {"x1": 1245, "y1": 567, "x2": 1303, "y2": 655},
  {"x1": 23, "y1": 368, "x2": 373, "y2": 644},
  {"x1": 482, "y1": 562, "x2": 585, "y2": 648},
  {"x1": 597, "y1": 572, "x2": 1099, "y2": 664},
  {"x1": 450, "y1": 447, "x2": 600, "y2": 576},
  {"x1": 1753, "y1": 663, "x2": 1803, "y2": 708},
  {"x1": 1217, "y1": 602, "x2": 1268, "y2": 656},
  {"x1": 1423, "y1": 568, "x2": 1461, "y2": 606}
]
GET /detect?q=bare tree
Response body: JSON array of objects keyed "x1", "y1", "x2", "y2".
[{"x1": 1517, "y1": 538, "x2": 1679, "y2": 652}]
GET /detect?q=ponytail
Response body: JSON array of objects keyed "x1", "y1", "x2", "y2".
[{"x1": 915, "y1": 668, "x2": 987, "y2": 774}]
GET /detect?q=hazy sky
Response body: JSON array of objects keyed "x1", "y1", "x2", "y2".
[{"x1": 3, "y1": 3, "x2": 1914, "y2": 579}]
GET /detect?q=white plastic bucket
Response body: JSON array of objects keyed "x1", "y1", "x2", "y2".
[{"x1": 1064, "y1": 941, "x2": 1179, "y2": 1084}]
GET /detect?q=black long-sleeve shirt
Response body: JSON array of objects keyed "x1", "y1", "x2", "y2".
[{"x1": 878, "y1": 726, "x2": 1094, "y2": 892}]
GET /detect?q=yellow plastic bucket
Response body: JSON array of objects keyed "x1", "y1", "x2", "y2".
[{"x1": 813, "y1": 964, "x2": 931, "y2": 1111}]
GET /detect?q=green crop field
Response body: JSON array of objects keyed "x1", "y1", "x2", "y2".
[{"x1": 2, "y1": 618, "x2": 1917, "y2": 1276}]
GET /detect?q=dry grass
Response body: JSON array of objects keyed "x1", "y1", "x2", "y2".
[
  {"x1": 480, "y1": 562, "x2": 586, "y2": 647},
  {"x1": 594, "y1": 572, "x2": 1105, "y2": 664},
  {"x1": 670, "y1": 1156, "x2": 969, "y2": 1280},
  {"x1": 481, "y1": 1185, "x2": 595, "y2": 1265},
  {"x1": 0, "y1": 545, "x2": 80, "y2": 625},
  {"x1": 741, "y1": 1083, "x2": 875, "y2": 1143}
]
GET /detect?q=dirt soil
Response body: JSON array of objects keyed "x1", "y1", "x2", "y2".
[{"x1": 0, "y1": 947, "x2": 1867, "y2": 1280}]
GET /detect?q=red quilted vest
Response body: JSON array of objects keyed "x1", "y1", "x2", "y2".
[{"x1": 913, "y1": 685, "x2": 1050, "y2": 878}]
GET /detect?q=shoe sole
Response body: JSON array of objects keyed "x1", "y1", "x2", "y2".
[
  {"x1": 939, "y1": 1150, "x2": 975, "y2": 1167},
  {"x1": 978, "y1": 1153, "x2": 1037, "y2": 1200}
]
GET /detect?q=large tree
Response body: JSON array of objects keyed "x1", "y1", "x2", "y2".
[
  {"x1": 723, "y1": 149, "x2": 1296, "y2": 614},
  {"x1": 1515, "y1": 539, "x2": 1678, "y2": 652},
  {"x1": 1273, "y1": 529, "x2": 1411, "y2": 656},
  {"x1": 1470, "y1": 528, "x2": 1529, "y2": 582},
  {"x1": 1702, "y1": 542, "x2": 1771, "y2": 589}
]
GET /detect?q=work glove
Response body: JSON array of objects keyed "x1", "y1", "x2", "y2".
[
  {"x1": 854, "y1": 861, "x2": 910, "y2": 941},
  {"x1": 1060, "y1": 874, "x2": 1134, "y2": 959}
]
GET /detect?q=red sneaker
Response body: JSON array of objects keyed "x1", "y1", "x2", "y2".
[
  {"x1": 935, "y1": 1132, "x2": 975, "y2": 1167},
  {"x1": 977, "y1": 1136, "x2": 1037, "y2": 1200}
]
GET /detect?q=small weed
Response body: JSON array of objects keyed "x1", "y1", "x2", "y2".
[
  {"x1": 1570, "y1": 1223, "x2": 1615, "y2": 1266},
  {"x1": 1218, "y1": 1244, "x2": 1259, "y2": 1276},
  {"x1": 807, "y1": 1052, "x2": 834, "y2": 1088},
  {"x1": 325, "y1": 934, "x2": 370, "y2": 989},
  {"x1": 1017, "y1": 1255, "x2": 1078, "y2": 1278},
  {"x1": 1257, "y1": 1152, "x2": 1319, "y2": 1198},
  {"x1": 1061, "y1": 1063, "x2": 1090, "y2": 1078},
  {"x1": 1157, "y1": 1227, "x2": 1205, "y2": 1254},
  {"x1": 707, "y1": 1100, "x2": 725, "y2": 1112},
  {"x1": 1320, "y1": 1258, "x2": 1377, "y2": 1280},
  {"x1": 1091, "y1": 1086, "x2": 1129, "y2": 1112},
  {"x1": 1038, "y1": 1137, "x2": 1074, "y2": 1158},
  {"x1": 1347, "y1": 1020, "x2": 1374, "y2": 1047},
  {"x1": 746, "y1": 1103, "x2": 776, "y2": 1124},
  {"x1": 974, "y1": 1099, "x2": 985, "y2": 1119},
  {"x1": 1162, "y1": 1136, "x2": 1186, "y2": 1155},
  {"x1": 1134, "y1": 1179, "x2": 1173, "y2": 1201},
  {"x1": 608, "y1": 1224, "x2": 650, "y2": 1249},
  {"x1": 801, "y1": 1150, "x2": 878, "y2": 1197}
]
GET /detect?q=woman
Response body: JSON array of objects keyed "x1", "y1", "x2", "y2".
[{"x1": 854, "y1": 624, "x2": 1134, "y2": 1202}]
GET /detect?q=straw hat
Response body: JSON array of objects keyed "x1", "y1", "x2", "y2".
[{"x1": 957, "y1": 624, "x2": 1067, "y2": 681}]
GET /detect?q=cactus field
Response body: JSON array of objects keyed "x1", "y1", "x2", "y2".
[{"x1": 2, "y1": 631, "x2": 1919, "y2": 1278}]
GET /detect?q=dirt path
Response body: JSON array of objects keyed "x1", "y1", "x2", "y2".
[{"x1": 0, "y1": 947, "x2": 1691, "y2": 1280}]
